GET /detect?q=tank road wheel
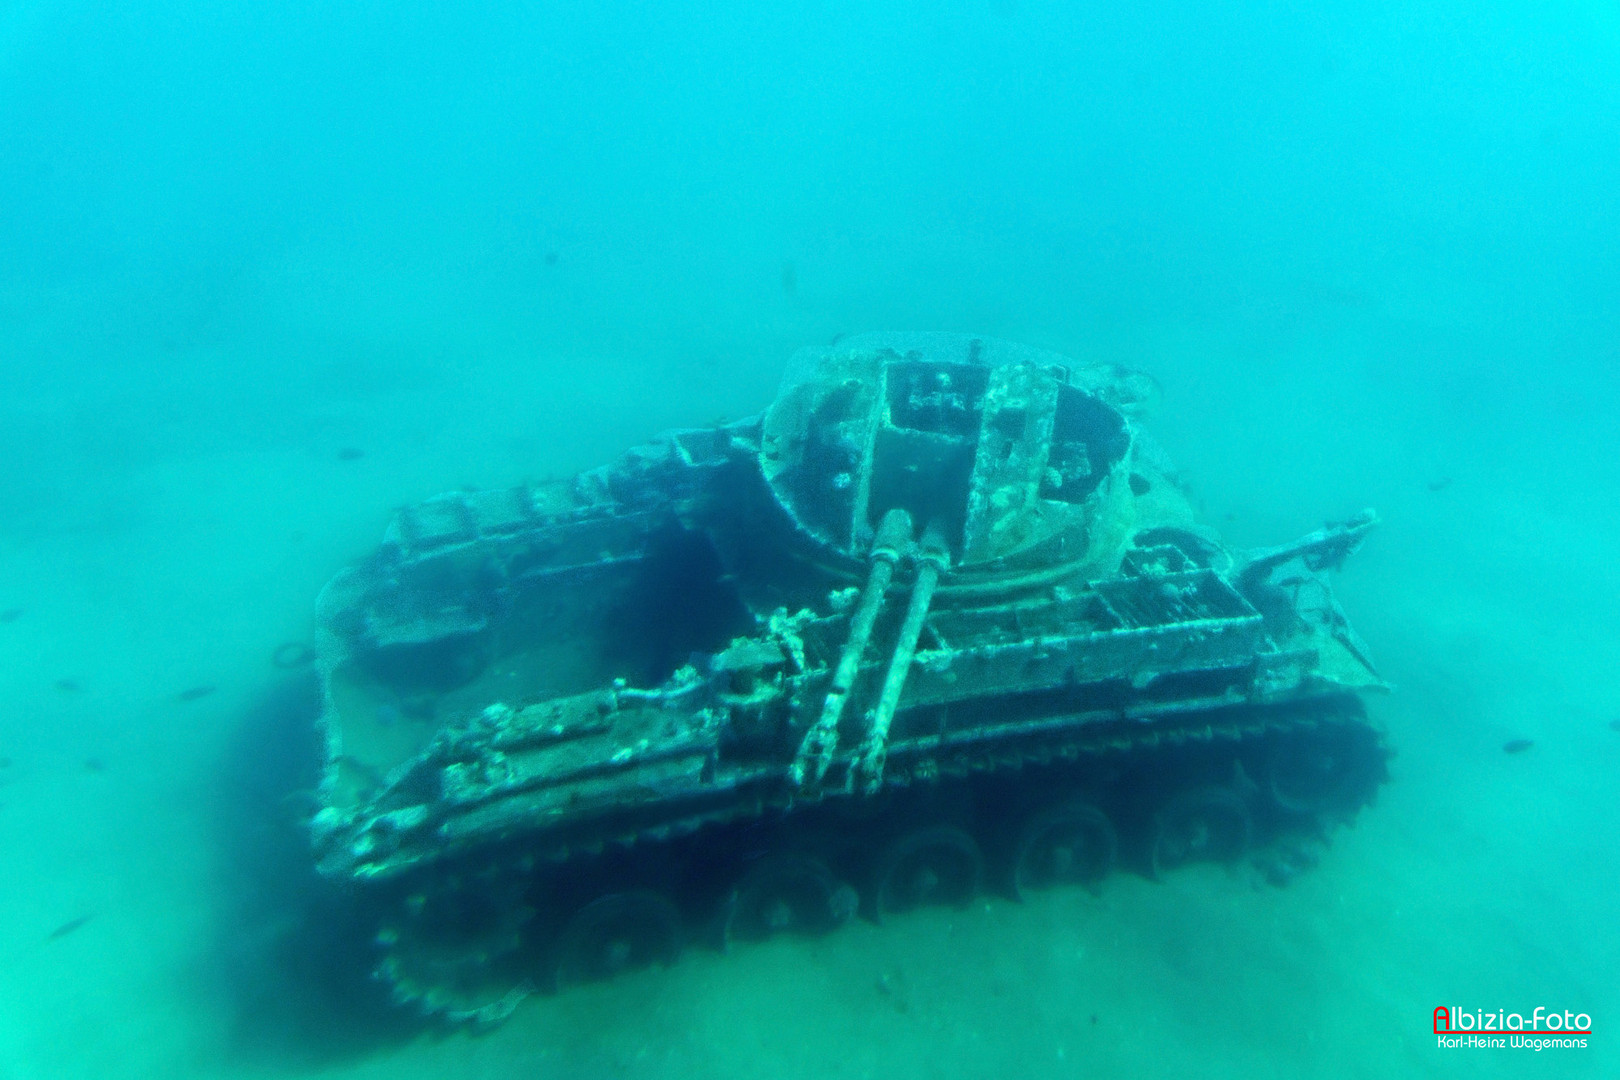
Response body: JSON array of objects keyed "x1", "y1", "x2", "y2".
[
  {"x1": 1264, "y1": 726, "x2": 1381, "y2": 818},
  {"x1": 871, "y1": 826, "x2": 984, "y2": 922},
  {"x1": 1149, "y1": 787, "x2": 1253, "y2": 879},
  {"x1": 722, "y1": 855, "x2": 860, "y2": 947},
  {"x1": 552, "y1": 890, "x2": 684, "y2": 990},
  {"x1": 373, "y1": 875, "x2": 537, "y2": 1028},
  {"x1": 1010, "y1": 803, "x2": 1118, "y2": 900}
]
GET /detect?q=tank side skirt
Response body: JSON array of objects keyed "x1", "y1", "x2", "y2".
[{"x1": 334, "y1": 689, "x2": 1375, "y2": 880}]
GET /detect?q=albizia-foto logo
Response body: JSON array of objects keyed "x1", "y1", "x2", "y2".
[{"x1": 1434, "y1": 1006, "x2": 1591, "y2": 1051}]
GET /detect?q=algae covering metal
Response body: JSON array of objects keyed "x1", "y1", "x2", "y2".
[{"x1": 309, "y1": 332, "x2": 1389, "y2": 1026}]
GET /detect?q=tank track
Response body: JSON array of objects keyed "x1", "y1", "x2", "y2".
[{"x1": 366, "y1": 695, "x2": 1388, "y2": 1027}]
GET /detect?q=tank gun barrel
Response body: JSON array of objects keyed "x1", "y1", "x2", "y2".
[
  {"x1": 853, "y1": 520, "x2": 951, "y2": 793},
  {"x1": 1237, "y1": 509, "x2": 1378, "y2": 586},
  {"x1": 790, "y1": 508, "x2": 915, "y2": 788}
]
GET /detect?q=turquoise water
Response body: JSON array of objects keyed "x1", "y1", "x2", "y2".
[{"x1": 1, "y1": 3, "x2": 1617, "y2": 1077}]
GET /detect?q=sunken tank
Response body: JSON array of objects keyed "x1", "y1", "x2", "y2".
[{"x1": 310, "y1": 332, "x2": 1389, "y2": 1025}]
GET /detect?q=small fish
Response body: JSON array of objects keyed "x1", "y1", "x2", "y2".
[
  {"x1": 54, "y1": 678, "x2": 81, "y2": 693},
  {"x1": 336, "y1": 447, "x2": 365, "y2": 462},
  {"x1": 83, "y1": 757, "x2": 106, "y2": 773},
  {"x1": 0, "y1": 608, "x2": 22, "y2": 623},
  {"x1": 176, "y1": 685, "x2": 217, "y2": 702},
  {"x1": 48, "y1": 914, "x2": 93, "y2": 940},
  {"x1": 1608, "y1": 719, "x2": 1620, "y2": 733},
  {"x1": 1426, "y1": 477, "x2": 1453, "y2": 492},
  {"x1": 1502, "y1": 739, "x2": 1534, "y2": 754}
]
